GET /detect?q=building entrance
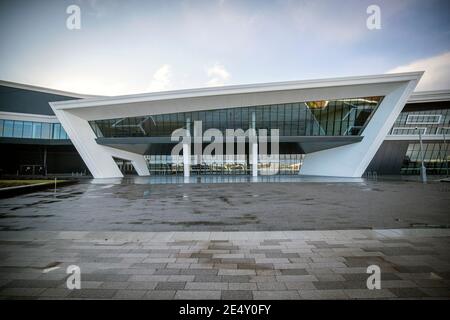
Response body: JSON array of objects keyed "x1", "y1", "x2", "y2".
[{"x1": 144, "y1": 153, "x2": 304, "y2": 176}]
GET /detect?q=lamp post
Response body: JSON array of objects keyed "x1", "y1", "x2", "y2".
[
  {"x1": 444, "y1": 131, "x2": 448, "y2": 177},
  {"x1": 416, "y1": 127, "x2": 427, "y2": 183}
]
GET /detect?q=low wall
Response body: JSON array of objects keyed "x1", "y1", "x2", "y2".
[{"x1": 0, "y1": 180, "x2": 78, "y2": 198}]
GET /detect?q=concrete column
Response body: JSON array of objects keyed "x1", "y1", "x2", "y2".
[
  {"x1": 130, "y1": 156, "x2": 150, "y2": 176},
  {"x1": 194, "y1": 120, "x2": 203, "y2": 167},
  {"x1": 251, "y1": 142, "x2": 258, "y2": 177},
  {"x1": 183, "y1": 143, "x2": 190, "y2": 177},
  {"x1": 103, "y1": 146, "x2": 150, "y2": 176},
  {"x1": 183, "y1": 117, "x2": 191, "y2": 177},
  {"x1": 251, "y1": 111, "x2": 258, "y2": 177}
]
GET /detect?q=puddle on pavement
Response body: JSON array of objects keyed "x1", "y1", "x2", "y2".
[
  {"x1": 219, "y1": 196, "x2": 232, "y2": 205},
  {"x1": 0, "y1": 226, "x2": 31, "y2": 231},
  {"x1": 0, "y1": 214, "x2": 54, "y2": 219},
  {"x1": 235, "y1": 214, "x2": 259, "y2": 222},
  {"x1": 158, "y1": 220, "x2": 231, "y2": 226},
  {"x1": 8, "y1": 199, "x2": 60, "y2": 211},
  {"x1": 410, "y1": 223, "x2": 450, "y2": 228}
]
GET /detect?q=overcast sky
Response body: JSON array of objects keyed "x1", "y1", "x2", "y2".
[{"x1": 0, "y1": 0, "x2": 449, "y2": 95}]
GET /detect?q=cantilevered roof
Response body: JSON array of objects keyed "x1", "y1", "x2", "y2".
[
  {"x1": 50, "y1": 72, "x2": 424, "y2": 110},
  {"x1": 5, "y1": 72, "x2": 450, "y2": 116}
]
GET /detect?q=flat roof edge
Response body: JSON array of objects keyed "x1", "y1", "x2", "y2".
[
  {"x1": 0, "y1": 80, "x2": 101, "y2": 99},
  {"x1": 408, "y1": 90, "x2": 450, "y2": 103}
]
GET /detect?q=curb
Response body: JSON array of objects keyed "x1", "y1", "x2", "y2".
[{"x1": 0, "y1": 180, "x2": 79, "y2": 198}]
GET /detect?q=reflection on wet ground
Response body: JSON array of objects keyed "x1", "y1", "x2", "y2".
[
  {"x1": 0, "y1": 178, "x2": 448, "y2": 231},
  {"x1": 90, "y1": 175, "x2": 365, "y2": 185}
]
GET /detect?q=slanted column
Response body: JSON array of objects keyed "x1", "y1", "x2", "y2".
[
  {"x1": 130, "y1": 155, "x2": 150, "y2": 176},
  {"x1": 183, "y1": 117, "x2": 191, "y2": 177}
]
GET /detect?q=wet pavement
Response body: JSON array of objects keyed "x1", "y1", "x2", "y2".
[
  {"x1": 0, "y1": 178, "x2": 448, "y2": 231},
  {"x1": 0, "y1": 178, "x2": 449, "y2": 300}
]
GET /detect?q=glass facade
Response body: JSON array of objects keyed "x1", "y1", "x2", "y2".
[
  {"x1": 6, "y1": 98, "x2": 449, "y2": 177},
  {"x1": 143, "y1": 154, "x2": 304, "y2": 176},
  {"x1": 401, "y1": 143, "x2": 450, "y2": 175},
  {"x1": 89, "y1": 96, "x2": 383, "y2": 138},
  {"x1": 0, "y1": 119, "x2": 68, "y2": 139},
  {"x1": 389, "y1": 108, "x2": 450, "y2": 136},
  {"x1": 88, "y1": 96, "x2": 382, "y2": 176}
]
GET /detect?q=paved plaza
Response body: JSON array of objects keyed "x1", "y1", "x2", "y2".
[
  {"x1": 0, "y1": 178, "x2": 449, "y2": 299},
  {"x1": 0, "y1": 178, "x2": 448, "y2": 231},
  {"x1": 0, "y1": 229, "x2": 449, "y2": 299}
]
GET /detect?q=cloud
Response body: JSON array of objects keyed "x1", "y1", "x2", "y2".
[
  {"x1": 148, "y1": 64, "x2": 172, "y2": 92},
  {"x1": 206, "y1": 63, "x2": 231, "y2": 87},
  {"x1": 387, "y1": 51, "x2": 450, "y2": 91}
]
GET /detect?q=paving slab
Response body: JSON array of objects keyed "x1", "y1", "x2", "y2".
[{"x1": 0, "y1": 228, "x2": 449, "y2": 300}]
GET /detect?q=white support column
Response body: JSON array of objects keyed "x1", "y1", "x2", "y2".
[
  {"x1": 250, "y1": 111, "x2": 258, "y2": 177},
  {"x1": 101, "y1": 146, "x2": 150, "y2": 176},
  {"x1": 53, "y1": 110, "x2": 124, "y2": 178},
  {"x1": 252, "y1": 142, "x2": 258, "y2": 177},
  {"x1": 183, "y1": 143, "x2": 190, "y2": 177},
  {"x1": 194, "y1": 120, "x2": 203, "y2": 167},
  {"x1": 183, "y1": 117, "x2": 191, "y2": 177},
  {"x1": 130, "y1": 157, "x2": 150, "y2": 176}
]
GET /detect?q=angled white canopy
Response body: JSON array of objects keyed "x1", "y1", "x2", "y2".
[{"x1": 50, "y1": 72, "x2": 423, "y2": 178}]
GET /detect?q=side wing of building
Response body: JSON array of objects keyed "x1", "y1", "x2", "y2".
[
  {"x1": 0, "y1": 81, "x2": 91, "y2": 175},
  {"x1": 366, "y1": 90, "x2": 450, "y2": 176}
]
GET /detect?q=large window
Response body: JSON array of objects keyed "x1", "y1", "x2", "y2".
[
  {"x1": 90, "y1": 96, "x2": 383, "y2": 138},
  {"x1": 32, "y1": 122, "x2": 42, "y2": 138},
  {"x1": 23, "y1": 121, "x2": 32, "y2": 138},
  {"x1": 402, "y1": 143, "x2": 450, "y2": 175},
  {"x1": 143, "y1": 153, "x2": 304, "y2": 176},
  {"x1": 0, "y1": 119, "x2": 69, "y2": 140},
  {"x1": 3, "y1": 120, "x2": 13, "y2": 137},
  {"x1": 389, "y1": 108, "x2": 450, "y2": 136},
  {"x1": 13, "y1": 121, "x2": 23, "y2": 138},
  {"x1": 41, "y1": 123, "x2": 51, "y2": 139}
]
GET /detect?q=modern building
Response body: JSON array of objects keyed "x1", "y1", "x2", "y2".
[
  {"x1": 0, "y1": 81, "x2": 92, "y2": 176},
  {"x1": 1, "y1": 72, "x2": 449, "y2": 178}
]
